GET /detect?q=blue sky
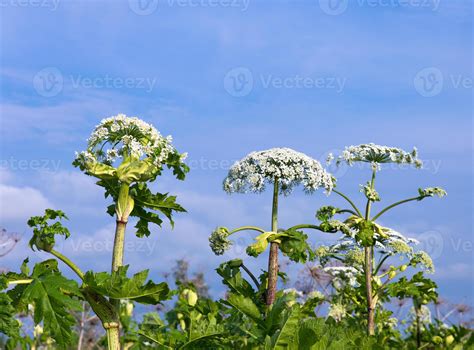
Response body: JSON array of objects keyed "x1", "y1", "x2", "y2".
[{"x1": 0, "y1": 0, "x2": 472, "y2": 313}]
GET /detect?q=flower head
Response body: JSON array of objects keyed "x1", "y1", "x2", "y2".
[
  {"x1": 209, "y1": 227, "x2": 232, "y2": 255},
  {"x1": 307, "y1": 290, "x2": 325, "y2": 300},
  {"x1": 328, "y1": 303, "x2": 346, "y2": 322},
  {"x1": 336, "y1": 143, "x2": 422, "y2": 170},
  {"x1": 223, "y1": 148, "x2": 334, "y2": 195},
  {"x1": 418, "y1": 187, "x2": 447, "y2": 198},
  {"x1": 73, "y1": 114, "x2": 186, "y2": 182},
  {"x1": 411, "y1": 251, "x2": 435, "y2": 273}
]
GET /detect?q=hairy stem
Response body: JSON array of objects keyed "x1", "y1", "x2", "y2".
[
  {"x1": 50, "y1": 249, "x2": 84, "y2": 280},
  {"x1": 266, "y1": 179, "x2": 279, "y2": 305},
  {"x1": 109, "y1": 182, "x2": 132, "y2": 349},
  {"x1": 105, "y1": 324, "x2": 121, "y2": 350}
]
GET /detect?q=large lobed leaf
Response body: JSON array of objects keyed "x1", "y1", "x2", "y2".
[
  {"x1": 4, "y1": 259, "x2": 82, "y2": 348},
  {"x1": 83, "y1": 265, "x2": 171, "y2": 304}
]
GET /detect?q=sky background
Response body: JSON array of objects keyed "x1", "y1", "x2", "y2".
[{"x1": 0, "y1": 0, "x2": 472, "y2": 317}]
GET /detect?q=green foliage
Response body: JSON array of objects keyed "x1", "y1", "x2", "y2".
[
  {"x1": 27, "y1": 209, "x2": 70, "y2": 252},
  {"x1": 83, "y1": 265, "x2": 171, "y2": 304},
  {"x1": 279, "y1": 229, "x2": 315, "y2": 263},
  {"x1": 387, "y1": 272, "x2": 438, "y2": 305},
  {"x1": 2, "y1": 260, "x2": 82, "y2": 348}
]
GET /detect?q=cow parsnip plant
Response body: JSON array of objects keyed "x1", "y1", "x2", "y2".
[
  {"x1": 0, "y1": 115, "x2": 188, "y2": 350},
  {"x1": 316, "y1": 143, "x2": 446, "y2": 336},
  {"x1": 209, "y1": 148, "x2": 334, "y2": 305}
]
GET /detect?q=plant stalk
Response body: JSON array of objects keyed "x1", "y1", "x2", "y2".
[
  {"x1": 105, "y1": 324, "x2": 121, "y2": 350},
  {"x1": 109, "y1": 182, "x2": 132, "y2": 349},
  {"x1": 365, "y1": 169, "x2": 376, "y2": 336},
  {"x1": 266, "y1": 179, "x2": 279, "y2": 305}
]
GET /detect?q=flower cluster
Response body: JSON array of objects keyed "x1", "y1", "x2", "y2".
[
  {"x1": 74, "y1": 114, "x2": 186, "y2": 170},
  {"x1": 323, "y1": 266, "x2": 359, "y2": 287},
  {"x1": 418, "y1": 187, "x2": 447, "y2": 198},
  {"x1": 223, "y1": 148, "x2": 334, "y2": 195},
  {"x1": 411, "y1": 251, "x2": 435, "y2": 273},
  {"x1": 360, "y1": 182, "x2": 380, "y2": 201},
  {"x1": 209, "y1": 227, "x2": 232, "y2": 255},
  {"x1": 331, "y1": 143, "x2": 422, "y2": 170},
  {"x1": 328, "y1": 303, "x2": 347, "y2": 322}
]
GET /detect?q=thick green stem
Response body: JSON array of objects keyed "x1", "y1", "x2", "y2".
[
  {"x1": 111, "y1": 183, "x2": 132, "y2": 272},
  {"x1": 266, "y1": 179, "x2": 279, "y2": 305},
  {"x1": 365, "y1": 246, "x2": 375, "y2": 336},
  {"x1": 109, "y1": 182, "x2": 132, "y2": 349},
  {"x1": 365, "y1": 169, "x2": 376, "y2": 336},
  {"x1": 105, "y1": 325, "x2": 121, "y2": 350},
  {"x1": 111, "y1": 220, "x2": 127, "y2": 272},
  {"x1": 50, "y1": 249, "x2": 84, "y2": 280}
]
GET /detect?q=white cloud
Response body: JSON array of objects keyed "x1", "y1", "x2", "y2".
[{"x1": 0, "y1": 184, "x2": 53, "y2": 222}]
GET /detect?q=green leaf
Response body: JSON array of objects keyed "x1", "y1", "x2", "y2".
[
  {"x1": 83, "y1": 266, "x2": 171, "y2": 304},
  {"x1": 246, "y1": 232, "x2": 277, "y2": 257},
  {"x1": 271, "y1": 306, "x2": 300, "y2": 349},
  {"x1": 7, "y1": 260, "x2": 82, "y2": 347},
  {"x1": 27, "y1": 209, "x2": 70, "y2": 252},
  {"x1": 225, "y1": 293, "x2": 261, "y2": 322},
  {"x1": 0, "y1": 293, "x2": 20, "y2": 339},
  {"x1": 279, "y1": 229, "x2": 315, "y2": 263}
]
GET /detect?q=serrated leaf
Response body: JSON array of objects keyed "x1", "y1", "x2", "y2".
[
  {"x1": 83, "y1": 266, "x2": 171, "y2": 304},
  {"x1": 225, "y1": 293, "x2": 261, "y2": 322},
  {"x1": 7, "y1": 260, "x2": 82, "y2": 347}
]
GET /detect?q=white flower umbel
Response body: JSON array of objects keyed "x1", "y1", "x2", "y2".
[
  {"x1": 334, "y1": 143, "x2": 422, "y2": 170},
  {"x1": 74, "y1": 113, "x2": 179, "y2": 171},
  {"x1": 223, "y1": 148, "x2": 334, "y2": 195}
]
